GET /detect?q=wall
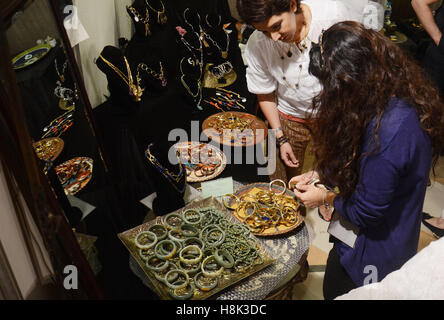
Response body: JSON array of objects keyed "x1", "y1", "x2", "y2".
[{"x1": 0, "y1": 161, "x2": 54, "y2": 299}]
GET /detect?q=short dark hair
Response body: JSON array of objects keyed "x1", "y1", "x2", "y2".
[{"x1": 236, "y1": 0, "x2": 301, "y2": 24}]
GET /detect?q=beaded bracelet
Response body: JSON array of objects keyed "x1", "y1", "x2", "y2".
[
  {"x1": 154, "y1": 240, "x2": 177, "y2": 260},
  {"x1": 179, "y1": 245, "x2": 203, "y2": 265},
  {"x1": 276, "y1": 135, "x2": 289, "y2": 147},
  {"x1": 135, "y1": 231, "x2": 158, "y2": 249},
  {"x1": 194, "y1": 271, "x2": 218, "y2": 292}
]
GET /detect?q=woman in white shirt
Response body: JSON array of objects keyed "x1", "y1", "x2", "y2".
[{"x1": 237, "y1": 0, "x2": 364, "y2": 183}]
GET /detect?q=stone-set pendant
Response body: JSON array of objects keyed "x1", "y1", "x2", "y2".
[
  {"x1": 221, "y1": 51, "x2": 228, "y2": 59},
  {"x1": 287, "y1": 50, "x2": 292, "y2": 58},
  {"x1": 145, "y1": 24, "x2": 151, "y2": 37}
]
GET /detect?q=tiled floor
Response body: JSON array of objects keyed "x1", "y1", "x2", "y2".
[{"x1": 290, "y1": 155, "x2": 444, "y2": 300}]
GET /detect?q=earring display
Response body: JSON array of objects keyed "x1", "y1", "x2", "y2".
[{"x1": 55, "y1": 157, "x2": 94, "y2": 195}]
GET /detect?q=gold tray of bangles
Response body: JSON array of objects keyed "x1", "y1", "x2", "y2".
[
  {"x1": 202, "y1": 111, "x2": 268, "y2": 147},
  {"x1": 118, "y1": 197, "x2": 275, "y2": 300},
  {"x1": 173, "y1": 141, "x2": 227, "y2": 183},
  {"x1": 224, "y1": 182, "x2": 305, "y2": 236}
]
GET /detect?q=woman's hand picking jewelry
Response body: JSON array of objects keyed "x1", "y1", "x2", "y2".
[
  {"x1": 292, "y1": 184, "x2": 325, "y2": 208},
  {"x1": 288, "y1": 170, "x2": 319, "y2": 189}
]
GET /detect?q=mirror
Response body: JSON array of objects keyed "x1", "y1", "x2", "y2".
[{"x1": 1, "y1": 0, "x2": 268, "y2": 299}]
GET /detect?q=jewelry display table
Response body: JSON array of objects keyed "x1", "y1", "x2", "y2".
[{"x1": 129, "y1": 180, "x2": 311, "y2": 299}]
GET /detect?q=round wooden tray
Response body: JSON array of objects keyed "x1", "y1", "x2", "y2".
[
  {"x1": 55, "y1": 157, "x2": 93, "y2": 195},
  {"x1": 202, "y1": 111, "x2": 268, "y2": 147},
  {"x1": 227, "y1": 182, "x2": 305, "y2": 236},
  {"x1": 173, "y1": 141, "x2": 227, "y2": 183}
]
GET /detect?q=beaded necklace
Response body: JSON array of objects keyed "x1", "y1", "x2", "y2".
[{"x1": 145, "y1": 143, "x2": 186, "y2": 193}]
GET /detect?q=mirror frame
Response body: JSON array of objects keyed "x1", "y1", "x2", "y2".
[{"x1": 0, "y1": 0, "x2": 106, "y2": 299}]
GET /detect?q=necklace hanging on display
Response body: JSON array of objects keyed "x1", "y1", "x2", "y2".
[{"x1": 203, "y1": 63, "x2": 237, "y2": 89}]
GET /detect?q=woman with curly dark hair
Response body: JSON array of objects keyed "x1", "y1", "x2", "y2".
[{"x1": 290, "y1": 21, "x2": 444, "y2": 299}]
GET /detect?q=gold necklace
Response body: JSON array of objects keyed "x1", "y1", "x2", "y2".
[
  {"x1": 99, "y1": 53, "x2": 144, "y2": 102},
  {"x1": 282, "y1": 63, "x2": 303, "y2": 90},
  {"x1": 127, "y1": 5, "x2": 151, "y2": 37},
  {"x1": 145, "y1": 0, "x2": 167, "y2": 24},
  {"x1": 180, "y1": 57, "x2": 203, "y2": 110},
  {"x1": 137, "y1": 62, "x2": 167, "y2": 87}
]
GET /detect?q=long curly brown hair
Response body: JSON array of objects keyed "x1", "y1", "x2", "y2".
[{"x1": 308, "y1": 21, "x2": 444, "y2": 198}]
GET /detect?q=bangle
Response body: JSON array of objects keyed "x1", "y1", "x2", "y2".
[
  {"x1": 153, "y1": 261, "x2": 179, "y2": 283},
  {"x1": 183, "y1": 237, "x2": 205, "y2": 251},
  {"x1": 177, "y1": 259, "x2": 201, "y2": 276},
  {"x1": 214, "y1": 249, "x2": 234, "y2": 268},
  {"x1": 179, "y1": 224, "x2": 199, "y2": 237},
  {"x1": 148, "y1": 224, "x2": 168, "y2": 241},
  {"x1": 276, "y1": 135, "x2": 289, "y2": 147},
  {"x1": 163, "y1": 213, "x2": 184, "y2": 230},
  {"x1": 154, "y1": 240, "x2": 177, "y2": 260},
  {"x1": 179, "y1": 245, "x2": 203, "y2": 265},
  {"x1": 182, "y1": 209, "x2": 202, "y2": 225},
  {"x1": 145, "y1": 255, "x2": 169, "y2": 272},
  {"x1": 138, "y1": 248, "x2": 154, "y2": 261},
  {"x1": 194, "y1": 271, "x2": 218, "y2": 292},
  {"x1": 168, "y1": 280, "x2": 195, "y2": 300},
  {"x1": 222, "y1": 194, "x2": 239, "y2": 210},
  {"x1": 164, "y1": 270, "x2": 189, "y2": 290},
  {"x1": 269, "y1": 179, "x2": 286, "y2": 195},
  {"x1": 168, "y1": 229, "x2": 187, "y2": 243},
  {"x1": 135, "y1": 231, "x2": 157, "y2": 249},
  {"x1": 201, "y1": 255, "x2": 224, "y2": 278}
]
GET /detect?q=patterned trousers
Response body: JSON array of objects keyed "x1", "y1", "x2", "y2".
[{"x1": 269, "y1": 112, "x2": 313, "y2": 184}]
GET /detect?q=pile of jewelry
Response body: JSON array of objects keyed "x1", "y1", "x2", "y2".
[
  {"x1": 223, "y1": 182, "x2": 301, "y2": 234},
  {"x1": 134, "y1": 206, "x2": 264, "y2": 300},
  {"x1": 176, "y1": 142, "x2": 222, "y2": 178},
  {"x1": 206, "y1": 112, "x2": 252, "y2": 134},
  {"x1": 55, "y1": 157, "x2": 93, "y2": 195}
]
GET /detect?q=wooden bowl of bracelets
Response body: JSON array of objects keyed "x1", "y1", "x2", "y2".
[
  {"x1": 202, "y1": 111, "x2": 268, "y2": 147},
  {"x1": 118, "y1": 198, "x2": 275, "y2": 300},
  {"x1": 173, "y1": 141, "x2": 227, "y2": 183},
  {"x1": 223, "y1": 180, "x2": 305, "y2": 236}
]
